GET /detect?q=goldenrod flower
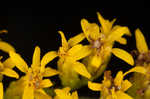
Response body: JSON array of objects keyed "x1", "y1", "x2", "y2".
[
  {"x1": 57, "y1": 31, "x2": 91, "y2": 89},
  {"x1": 127, "y1": 29, "x2": 150, "y2": 99},
  {"x1": 0, "y1": 57, "x2": 18, "y2": 99},
  {"x1": 88, "y1": 66, "x2": 146, "y2": 99},
  {"x1": 54, "y1": 87, "x2": 78, "y2": 99},
  {"x1": 9, "y1": 46, "x2": 59, "y2": 99},
  {"x1": 0, "y1": 30, "x2": 17, "y2": 99},
  {"x1": 69, "y1": 12, "x2": 133, "y2": 80}
]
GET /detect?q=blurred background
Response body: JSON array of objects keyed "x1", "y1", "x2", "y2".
[{"x1": 0, "y1": 2, "x2": 149, "y2": 98}]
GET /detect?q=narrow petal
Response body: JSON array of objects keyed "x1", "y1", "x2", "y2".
[
  {"x1": 58, "y1": 31, "x2": 68, "y2": 50},
  {"x1": 32, "y1": 46, "x2": 41, "y2": 69},
  {"x1": 112, "y1": 48, "x2": 134, "y2": 66},
  {"x1": 40, "y1": 79, "x2": 53, "y2": 88},
  {"x1": 68, "y1": 45, "x2": 91, "y2": 60},
  {"x1": 107, "y1": 27, "x2": 130, "y2": 43},
  {"x1": 88, "y1": 23, "x2": 100, "y2": 40},
  {"x1": 112, "y1": 25, "x2": 131, "y2": 36},
  {"x1": 43, "y1": 67, "x2": 59, "y2": 77},
  {"x1": 88, "y1": 81, "x2": 102, "y2": 91},
  {"x1": 68, "y1": 33, "x2": 85, "y2": 47},
  {"x1": 90, "y1": 54, "x2": 102, "y2": 68},
  {"x1": 116, "y1": 91, "x2": 133, "y2": 99},
  {"x1": 121, "y1": 80, "x2": 132, "y2": 91},
  {"x1": 9, "y1": 51, "x2": 28, "y2": 73},
  {"x1": 23, "y1": 85, "x2": 34, "y2": 99},
  {"x1": 0, "y1": 41, "x2": 15, "y2": 53},
  {"x1": 41, "y1": 51, "x2": 57, "y2": 72},
  {"x1": 1, "y1": 68, "x2": 19, "y2": 79},
  {"x1": 75, "y1": 45, "x2": 92, "y2": 60},
  {"x1": 81, "y1": 19, "x2": 100, "y2": 42},
  {"x1": 0, "y1": 82, "x2": 3, "y2": 99},
  {"x1": 116, "y1": 37, "x2": 127, "y2": 45},
  {"x1": 72, "y1": 91, "x2": 78, "y2": 99},
  {"x1": 135, "y1": 28, "x2": 148, "y2": 53},
  {"x1": 114, "y1": 71, "x2": 123, "y2": 87},
  {"x1": 97, "y1": 12, "x2": 110, "y2": 34},
  {"x1": 73, "y1": 62, "x2": 91, "y2": 79},
  {"x1": 81, "y1": 19, "x2": 90, "y2": 38},
  {"x1": 34, "y1": 90, "x2": 52, "y2": 99},
  {"x1": 123, "y1": 66, "x2": 146, "y2": 76},
  {"x1": 68, "y1": 44, "x2": 82, "y2": 57},
  {"x1": 3, "y1": 58, "x2": 15, "y2": 68}
]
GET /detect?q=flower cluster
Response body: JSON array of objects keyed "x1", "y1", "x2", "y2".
[{"x1": 0, "y1": 12, "x2": 149, "y2": 99}]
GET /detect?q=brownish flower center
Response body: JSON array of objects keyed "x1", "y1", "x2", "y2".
[{"x1": 131, "y1": 50, "x2": 150, "y2": 65}]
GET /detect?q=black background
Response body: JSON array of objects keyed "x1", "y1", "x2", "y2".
[{"x1": 1, "y1": 2, "x2": 149, "y2": 97}]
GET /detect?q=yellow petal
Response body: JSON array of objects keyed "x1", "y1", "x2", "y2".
[
  {"x1": 54, "y1": 87, "x2": 73, "y2": 99},
  {"x1": 32, "y1": 46, "x2": 41, "y2": 69},
  {"x1": 88, "y1": 81, "x2": 102, "y2": 91},
  {"x1": 9, "y1": 51, "x2": 28, "y2": 73},
  {"x1": 135, "y1": 28, "x2": 148, "y2": 53},
  {"x1": 68, "y1": 44, "x2": 82, "y2": 57},
  {"x1": 72, "y1": 91, "x2": 78, "y2": 99},
  {"x1": 68, "y1": 33, "x2": 85, "y2": 47},
  {"x1": 41, "y1": 51, "x2": 57, "y2": 72},
  {"x1": 123, "y1": 66, "x2": 146, "y2": 76},
  {"x1": 121, "y1": 80, "x2": 132, "y2": 91},
  {"x1": 73, "y1": 62, "x2": 91, "y2": 79},
  {"x1": 40, "y1": 79, "x2": 53, "y2": 88},
  {"x1": 81, "y1": 19, "x2": 100, "y2": 41},
  {"x1": 116, "y1": 37, "x2": 127, "y2": 45},
  {"x1": 112, "y1": 25, "x2": 131, "y2": 36},
  {"x1": 43, "y1": 67, "x2": 59, "y2": 77},
  {"x1": 34, "y1": 90, "x2": 52, "y2": 99},
  {"x1": 1, "y1": 68, "x2": 19, "y2": 79},
  {"x1": 88, "y1": 23, "x2": 100, "y2": 40},
  {"x1": 116, "y1": 91, "x2": 133, "y2": 99},
  {"x1": 90, "y1": 54, "x2": 102, "y2": 68},
  {"x1": 23, "y1": 85, "x2": 34, "y2": 99},
  {"x1": 60, "y1": 87, "x2": 71, "y2": 94},
  {"x1": 0, "y1": 82, "x2": 3, "y2": 99},
  {"x1": 81, "y1": 19, "x2": 91, "y2": 40},
  {"x1": 3, "y1": 58, "x2": 15, "y2": 68},
  {"x1": 97, "y1": 12, "x2": 111, "y2": 34},
  {"x1": 68, "y1": 45, "x2": 91, "y2": 60},
  {"x1": 107, "y1": 27, "x2": 130, "y2": 43},
  {"x1": 0, "y1": 41, "x2": 15, "y2": 53},
  {"x1": 75, "y1": 45, "x2": 91, "y2": 60},
  {"x1": 112, "y1": 48, "x2": 134, "y2": 66},
  {"x1": 114, "y1": 71, "x2": 123, "y2": 87},
  {"x1": 58, "y1": 31, "x2": 68, "y2": 50}
]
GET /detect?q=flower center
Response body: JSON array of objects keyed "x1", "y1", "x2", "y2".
[
  {"x1": 91, "y1": 38, "x2": 103, "y2": 50},
  {"x1": 28, "y1": 72, "x2": 42, "y2": 89},
  {"x1": 131, "y1": 50, "x2": 150, "y2": 65}
]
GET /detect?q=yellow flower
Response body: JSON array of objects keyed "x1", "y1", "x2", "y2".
[
  {"x1": 68, "y1": 12, "x2": 133, "y2": 80},
  {"x1": 133, "y1": 28, "x2": 150, "y2": 66},
  {"x1": 9, "y1": 46, "x2": 59, "y2": 99},
  {"x1": 54, "y1": 87, "x2": 78, "y2": 99},
  {"x1": 88, "y1": 66, "x2": 146, "y2": 99},
  {"x1": 57, "y1": 31, "x2": 92, "y2": 88},
  {"x1": 0, "y1": 29, "x2": 17, "y2": 99},
  {"x1": 126, "y1": 29, "x2": 150, "y2": 99},
  {"x1": 0, "y1": 57, "x2": 18, "y2": 99}
]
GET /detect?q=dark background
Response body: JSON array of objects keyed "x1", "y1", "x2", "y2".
[{"x1": 0, "y1": 2, "x2": 149, "y2": 97}]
